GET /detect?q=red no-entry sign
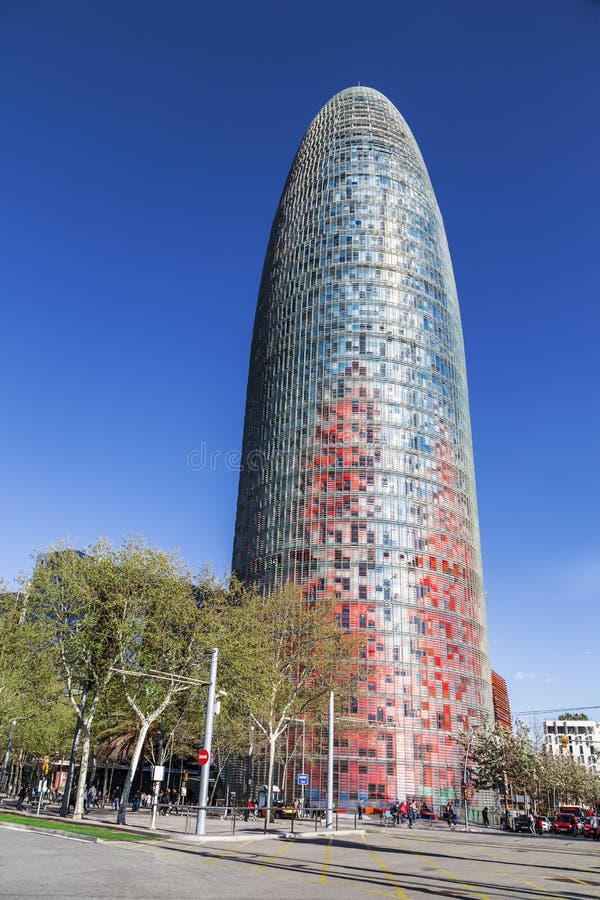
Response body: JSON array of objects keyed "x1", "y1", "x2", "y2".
[{"x1": 196, "y1": 748, "x2": 210, "y2": 766}]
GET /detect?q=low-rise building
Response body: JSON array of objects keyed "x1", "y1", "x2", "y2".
[{"x1": 543, "y1": 719, "x2": 600, "y2": 772}]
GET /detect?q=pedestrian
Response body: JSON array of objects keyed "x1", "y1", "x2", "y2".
[
  {"x1": 482, "y1": 806, "x2": 489, "y2": 827},
  {"x1": 16, "y1": 783, "x2": 29, "y2": 810},
  {"x1": 527, "y1": 812, "x2": 536, "y2": 835},
  {"x1": 111, "y1": 787, "x2": 121, "y2": 811},
  {"x1": 357, "y1": 799, "x2": 363, "y2": 821},
  {"x1": 399, "y1": 800, "x2": 408, "y2": 825},
  {"x1": 89, "y1": 784, "x2": 99, "y2": 808},
  {"x1": 409, "y1": 799, "x2": 418, "y2": 828},
  {"x1": 590, "y1": 812, "x2": 599, "y2": 841},
  {"x1": 159, "y1": 788, "x2": 169, "y2": 815},
  {"x1": 446, "y1": 802, "x2": 455, "y2": 829}
]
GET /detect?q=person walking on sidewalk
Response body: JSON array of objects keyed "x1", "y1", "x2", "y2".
[
  {"x1": 408, "y1": 800, "x2": 418, "y2": 828},
  {"x1": 482, "y1": 806, "x2": 489, "y2": 827}
]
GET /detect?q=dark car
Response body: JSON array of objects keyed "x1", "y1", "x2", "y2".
[
  {"x1": 514, "y1": 814, "x2": 535, "y2": 833},
  {"x1": 553, "y1": 813, "x2": 581, "y2": 835}
]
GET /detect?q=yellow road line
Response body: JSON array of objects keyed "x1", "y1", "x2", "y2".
[
  {"x1": 435, "y1": 837, "x2": 596, "y2": 890},
  {"x1": 383, "y1": 832, "x2": 489, "y2": 900},
  {"x1": 319, "y1": 836, "x2": 333, "y2": 883},
  {"x1": 202, "y1": 838, "x2": 256, "y2": 864},
  {"x1": 361, "y1": 833, "x2": 409, "y2": 900},
  {"x1": 255, "y1": 839, "x2": 296, "y2": 873}
]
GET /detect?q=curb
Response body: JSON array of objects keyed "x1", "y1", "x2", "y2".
[
  {"x1": 0, "y1": 822, "x2": 100, "y2": 843},
  {"x1": 174, "y1": 828, "x2": 367, "y2": 844}
]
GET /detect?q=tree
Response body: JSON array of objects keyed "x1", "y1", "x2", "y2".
[
  {"x1": 110, "y1": 548, "x2": 207, "y2": 824},
  {"x1": 538, "y1": 747, "x2": 600, "y2": 809},
  {"x1": 212, "y1": 580, "x2": 359, "y2": 818},
  {"x1": 558, "y1": 712, "x2": 588, "y2": 721},
  {"x1": 467, "y1": 721, "x2": 541, "y2": 815},
  {"x1": 28, "y1": 541, "x2": 139, "y2": 819},
  {"x1": 0, "y1": 589, "x2": 65, "y2": 787}
]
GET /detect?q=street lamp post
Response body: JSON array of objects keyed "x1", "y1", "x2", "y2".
[
  {"x1": 326, "y1": 691, "x2": 334, "y2": 828},
  {"x1": 195, "y1": 648, "x2": 219, "y2": 836}
]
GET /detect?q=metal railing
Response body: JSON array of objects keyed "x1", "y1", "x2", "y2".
[{"x1": 182, "y1": 805, "x2": 355, "y2": 835}]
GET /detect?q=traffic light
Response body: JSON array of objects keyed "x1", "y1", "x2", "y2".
[
  {"x1": 183, "y1": 770, "x2": 188, "y2": 782},
  {"x1": 560, "y1": 735, "x2": 568, "y2": 749},
  {"x1": 43, "y1": 756, "x2": 50, "y2": 775}
]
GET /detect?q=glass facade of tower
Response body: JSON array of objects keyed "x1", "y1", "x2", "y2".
[{"x1": 233, "y1": 87, "x2": 493, "y2": 808}]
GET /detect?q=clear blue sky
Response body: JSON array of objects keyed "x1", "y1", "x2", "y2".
[{"x1": 1, "y1": 0, "x2": 598, "y2": 723}]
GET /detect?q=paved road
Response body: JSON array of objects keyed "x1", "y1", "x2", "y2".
[{"x1": 1, "y1": 824, "x2": 599, "y2": 899}]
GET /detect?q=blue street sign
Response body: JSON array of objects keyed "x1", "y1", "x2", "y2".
[{"x1": 297, "y1": 773, "x2": 309, "y2": 785}]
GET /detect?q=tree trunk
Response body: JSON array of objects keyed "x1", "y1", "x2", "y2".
[
  {"x1": 105, "y1": 765, "x2": 114, "y2": 808},
  {"x1": 60, "y1": 716, "x2": 82, "y2": 817},
  {"x1": 73, "y1": 718, "x2": 92, "y2": 820},
  {"x1": 117, "y1": 720, "x2": 150, "y2": 825},
  {"x1": 209, "y1": 754, "x2": 229, "y2": 804},
  {"x1": 0, "y1": 719, "x2": 17, "y2": 789}
]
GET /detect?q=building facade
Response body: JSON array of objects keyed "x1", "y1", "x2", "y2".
[
  {"x1": 491, "y1": 670, "x2": 512, "y2": 729},
  {"x1": 544, "y1": 720, "x2": 600, "y2": 773},
  {"x1": 233, "y1": 87, "x2": 493, "y2": 809}
]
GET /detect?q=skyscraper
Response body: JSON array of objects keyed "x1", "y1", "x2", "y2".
[{"x1": 233, "y1": 86, "x2": 493, "y2": 809}]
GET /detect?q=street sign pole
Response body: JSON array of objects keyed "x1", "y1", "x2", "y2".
[
  {"x1": 297, "y1": 773, "x2": 308, "y2": 813},
  {"x1": 195, "y1": 648, "x2": 218, "y2": 835}
]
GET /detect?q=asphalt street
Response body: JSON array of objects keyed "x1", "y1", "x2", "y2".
[{"x1": 1, "y1": 824, "x2": 599, "y2": 899}]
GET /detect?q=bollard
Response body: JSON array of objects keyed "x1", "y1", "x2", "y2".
[{"x1": 232, "y1": 806, "x2": 236, "y2": 835}]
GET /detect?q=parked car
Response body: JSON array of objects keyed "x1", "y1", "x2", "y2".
[
  {"x1": 552, "y1": 813, "x2": 581, "y2": 835},
  {"x1": 514, "y1": 814, "x2": 535, "y2": 833},
  {"x1": 273, "y1": 801, "x2": 299, "y2": 819},
  {"x1": 536, "y1": 816, "x2": 552, "y2": 833}
]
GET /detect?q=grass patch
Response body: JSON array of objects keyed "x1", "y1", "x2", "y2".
[{"x1": 0, "y1": 811, "x2": 156, "y2": 842}]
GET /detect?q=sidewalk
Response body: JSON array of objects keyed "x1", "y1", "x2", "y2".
[
  {"x1": 2, "y1": 798, "x2": 495, "y2": 843},
  {"x1": 1, "y1": 800, "x2": 366, "y2": 842}
]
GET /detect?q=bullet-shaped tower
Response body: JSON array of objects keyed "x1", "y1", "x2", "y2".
[{"x1": 233, "y1": 86, "x2": 493, "y2": 808}]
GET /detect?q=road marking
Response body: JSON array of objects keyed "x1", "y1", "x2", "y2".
[
  {"x1": 383, "y1": 832, "x2": 490, "y2": 900},
  {"x1": 202, "y1": 838, "x2": 256, "y2": 864},
  {"x1": 319, "y1": 836, "x2": 332, "y2": 883},
  {"x1": 361, "y1": 833, "x2": 409, "y2": 899},
  {"x1": 255, "y1": 839, "x2": 296, "y2": 873},
  {"x1": 440, "y1": 837, "x2": 598, "y2": 889}
]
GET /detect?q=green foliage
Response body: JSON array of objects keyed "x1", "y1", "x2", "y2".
[
  {"x1": 538, "y1": 747, "x2": 600, "y2": 807},
  {"x1": 0, "y1": 590, "x2": 64, "y2": 742},
  {"x1": 213, "y1": 580, "x2": 358, "y2": 729},
  {"x1": 206, "y1": 579, "x2": 359, "y2": 810},
  {"x1": 466, "y1": 720, "x2": 600, "y2": 812},
  {"x1": 558, "y1": 712, "x2": 588, "y2": 720},
  {"x1": 466, "y1": 720, "x2": 541, "y2": 794},
  {"x1": 0, "y1": 812, "x2": 155, "y2": 841}
]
